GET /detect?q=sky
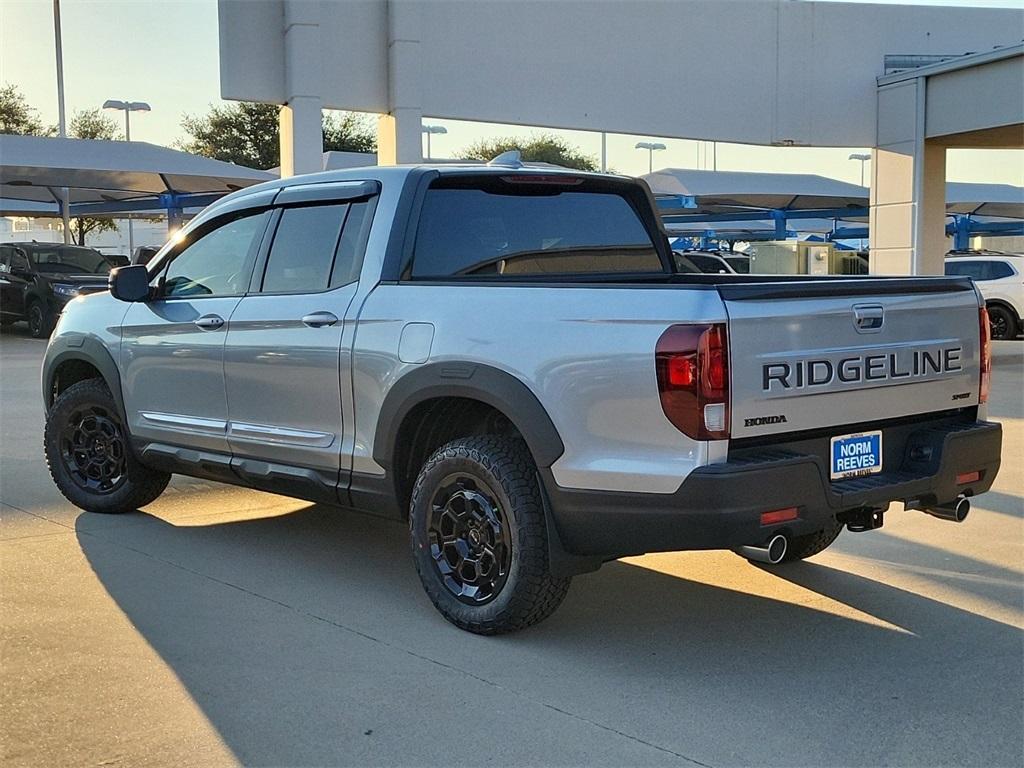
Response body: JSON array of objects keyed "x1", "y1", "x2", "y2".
[{"x1": 1, "y1": 0, "x2": 1022, "y2": 186}]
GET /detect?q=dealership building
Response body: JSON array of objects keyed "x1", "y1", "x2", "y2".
[{"x1": 218, "y1": 0, "x2": 1023, "y2": 275}]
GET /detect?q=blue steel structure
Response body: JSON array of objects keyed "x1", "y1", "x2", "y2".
[
  {"x1": 65, "y1": 192, "x2": 224, "y2": 231},
  {"x1": 655, "y1": 195, "x2": 1024, "y2": 250},
  {"x1": 55, "y1": 190, "x2": 1024, "y2": 250}
]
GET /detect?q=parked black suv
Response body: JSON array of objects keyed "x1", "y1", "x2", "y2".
[{"x1": 0, "y1": 243, "x2": 123, "y2": 337}]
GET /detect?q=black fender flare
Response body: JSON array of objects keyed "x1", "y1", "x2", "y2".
[
  {"x1": 372, "y1": 362, "x2": 564, "y2": 470},
  {"x1": 42, "y1": 335, "x2": 126, "y2": 424}
]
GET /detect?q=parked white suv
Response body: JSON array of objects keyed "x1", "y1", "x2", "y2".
[{"x1": 945, "y1": 253, "x2": 1023, "y2": 340}]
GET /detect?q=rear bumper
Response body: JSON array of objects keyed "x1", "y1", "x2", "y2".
[{"x1": 542, "y1": 418, "x2": 1001, "y2": 559}]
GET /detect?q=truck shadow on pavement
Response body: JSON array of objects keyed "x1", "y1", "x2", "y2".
[{"x1": 75, "y1": 502, "x2": 1023, "y2": 767}]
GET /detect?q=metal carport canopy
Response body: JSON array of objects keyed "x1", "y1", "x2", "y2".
[
  {"x1": 946, "y1": 182, "x2": 1024, "y2": 219},
  {"x1": 642, "y1": 169, "x2": 869, "y2": 215},
  {"x1": 0, "y1": 134, "x2": 273, "y2": 205}
]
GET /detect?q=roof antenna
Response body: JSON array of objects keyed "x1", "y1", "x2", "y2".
[{"x1": 487, "y1": 150, "x2": 523, "y2": 168}]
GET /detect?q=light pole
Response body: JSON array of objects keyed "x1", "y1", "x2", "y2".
[
  {"x1": 848, "y1": 153, "x2": 871, "y2": 187},
  {"x1": 53, "y1": 0, "x2": 70, "y2": 243},
  {"x1": 635, "y1": 141, "x2": 666, "y2": 174},
  {"x1": 103, "y1": 100, "x2": 151, "y2": 256},
  {"x1": 422, "y1": 124, "x2": 447, "y2": 160}
]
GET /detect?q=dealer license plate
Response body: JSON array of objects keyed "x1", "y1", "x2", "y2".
[{"x1": 830, "y1": 430, "x2": 883, "y2": 480}]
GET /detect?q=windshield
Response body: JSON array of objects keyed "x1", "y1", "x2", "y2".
[{"x1": 29, "y1": 246, "x2": 117, "y2": 275}]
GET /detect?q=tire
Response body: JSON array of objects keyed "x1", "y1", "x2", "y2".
[
  {"x1": 44, "y1": 378, "x2": 170, "y2": 514},
  {"x1": 409, "y1": 435, "x2": 571, "y2": 634},
  {"x1": 779, "y1": 521, "x2": 843, "y2": 562},
  {"x1": 987, "y1": 304, "x2": 1018, "y2": 341},
  {"x1": 27, "y1": 300, "x2": 53, "y2": 339}
]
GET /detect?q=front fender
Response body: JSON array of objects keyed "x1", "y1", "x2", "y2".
[{"x1": 42, "y1": 334, "x2": 126, "y2": 423}]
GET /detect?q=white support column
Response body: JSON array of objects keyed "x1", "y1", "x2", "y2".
[
  {"x1": 377, "y1": 0, "x2": 422, "y2": 165},
  {"x1": 279, "y1": 0, "x2": 324, "y2": 177},
  {"x1": 870, "y1": 78, "x2": 948, "y2": 275}
]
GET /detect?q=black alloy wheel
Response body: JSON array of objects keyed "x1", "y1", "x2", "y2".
[
  {"x1": 427, "y1": 473, "x2": 512, "y2": 604},
  {"x1": 409, "y1": 435, "x2": 572, "y2": 634},
  {"x1": 987, "y1": 305, "x2": 1015, "y2": 341},
  {"x1": 28, "y1": 302, "x2": 48, "y2": 338},
  {"x1": 59, "y1": 404, "x2": 128, "y2": 494}
]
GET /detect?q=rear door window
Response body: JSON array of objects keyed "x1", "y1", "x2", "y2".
[
  {"x1": 259, "y1": 201, "x2": 374, "y2": 294},
  {"x1": 261, "y1": 204, "x2": 348, "y2": 294},
  {"x1": 330, "y1": 201, "x2": 373, "y2": 288},
  {"x1": 409, "y1": 176, "x2": 664, "y2": 279}
]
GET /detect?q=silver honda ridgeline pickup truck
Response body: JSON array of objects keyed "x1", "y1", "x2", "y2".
[{"x1": 42, "y1": 163, "x2": 1002, "y2": 634}]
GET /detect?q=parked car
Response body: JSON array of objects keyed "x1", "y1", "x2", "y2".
[
  {"x1": 41, "y1": 164, "x2": 1001, "y2": 633},
  {"x1": 0, "y1": 243, "x2": 117, "y2": 337},
  {"x1": 131, "y1": 245, "x2": 161, "y2": 266},
  {"x1": 945, "y1": 253, "x2": 1023, "y2": 340}
]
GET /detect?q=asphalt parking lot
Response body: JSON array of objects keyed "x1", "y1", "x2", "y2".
[{"x1": 1, "y1": 323, "x2": 1021, "y2": 768}]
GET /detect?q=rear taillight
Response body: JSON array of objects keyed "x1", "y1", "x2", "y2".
[
  {"x1": 979, "y1": 306, "x2": 991, "y2": 404},
  {"x1": 656, "y1": 323, "x2": 730, "y2": 440}
]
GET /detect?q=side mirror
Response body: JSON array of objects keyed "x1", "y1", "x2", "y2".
[{"x1": 109, "y1": 265, "x2": 150, "y2": 302}]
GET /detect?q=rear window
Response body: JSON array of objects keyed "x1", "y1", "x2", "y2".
[
  {"x1": 409, "y1": 177, "x2": 663, "y2": 279},
  {"x1": 725, "y1": 256, "x2": 750, "y2": 274},
  {"x1": 672, "y1": 252, "x2": 702, "y2": 273}
]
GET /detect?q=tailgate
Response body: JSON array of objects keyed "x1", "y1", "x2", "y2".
[{"x1": 722, "y1": 277, "x2": 982, "y2": 439}]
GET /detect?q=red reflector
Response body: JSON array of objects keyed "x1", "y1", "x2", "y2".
[
  {"x1": 956, "y1": 471, "x2": 980, "y2": 485},
  {"x1": 667, "y1": 356, "x2": 695, "y2": 387},
  {"x1": 761, "y1": 507, "x2": 799, "y2": 526},
  {"x1": 979, "y1": 307, "x2": 991, "y2": 404}
]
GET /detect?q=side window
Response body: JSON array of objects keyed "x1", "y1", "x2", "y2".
[
  {"x1": 982, "y1": 261, "x2": 1013, "y2": 280},
  {"x1": 944, "y1": 261, "x2": 984, "y2": 280},
  {"x1": 0, "y1": 246, "x2": 11, "y2": 272},
  {"x1": 261, "y1": 204, "x2": 348, "y2": 294},
  {"x1": 9, "y1": 249, "x2": 30, "y2": 273},
  {"x1": 161, "y1": 211, "x2": 269, "y2": 298},
  {"x1": 330, "y1": 201, "x2": 372, "y2": 288}
]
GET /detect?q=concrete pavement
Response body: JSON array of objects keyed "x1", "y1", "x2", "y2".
[{"x1": 2, "y1": 323, "x2": 1022, "y2": 768}]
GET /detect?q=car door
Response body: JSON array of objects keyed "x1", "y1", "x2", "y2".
[
  {"x1": 223, "y1": 184, "x2": 377, "y2": 497},
  {"x1": 120, "y1": 208, "x2": 272, "y2": 454},
  {"x1": 0, "y1": 246, "x2": 30, "y2": 320}
]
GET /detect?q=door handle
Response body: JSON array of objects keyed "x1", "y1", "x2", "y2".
[
  {"x1": 194, "y1": 314, "x2": 225, "y2": 330},
  {"x1": 301, "y1": 311, "x2": 338, "y2": 328},
  {"x1": 853, "y1": 304, "x2": 884, "y2": 333}
]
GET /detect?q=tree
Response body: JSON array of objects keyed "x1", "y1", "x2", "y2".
[
  {"x1": 178, "y1": 102, "x2": 377, "y2": 169},
  {"x1": 323, "y1": 111, "x2": 377, "y2": 154},
  {"x1": 0, "y1": 83, "x2": 53, "y2": 136},
  {"x1": 69, "y1": 108, "x2": 122, "y2": 141},
  {"x1": 67, "y1": 109, "x2": 122, "y2": 245},
  {"x1": 459, "y1": 133, "x2": 598, "y2": 171}
]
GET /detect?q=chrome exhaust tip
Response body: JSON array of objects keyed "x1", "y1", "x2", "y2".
[
  {"x1": 923, "y1": 495, "x2": 970, "y2": 523},
  {"x1": 738, "y1": 534, "x2": 788, "y2": 564}
]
